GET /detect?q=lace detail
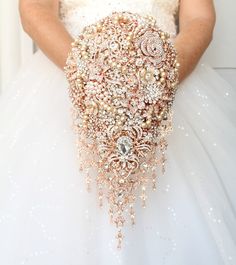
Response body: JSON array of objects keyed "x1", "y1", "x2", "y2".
[{"x1": 59, "y1": 0, "x2": 179, "y2": 38}]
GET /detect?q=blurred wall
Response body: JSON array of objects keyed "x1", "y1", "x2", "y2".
[
  {"x1": 202, "y1": 0, "x2": 236, "y2": 68},
  {"x1": 0, "y1": 0, "x2": 33, "y2": 92}
]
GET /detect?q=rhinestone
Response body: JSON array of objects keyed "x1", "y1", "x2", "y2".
[
  {"x1": 136, "y1": 58, "x2": 144, "y2": 67},
  {"x1": 109, "y1": 41, "x2": 120, "y2": 51},
  {"x1": 117, "y1": 136, "x2": 133, "y2": 155}
]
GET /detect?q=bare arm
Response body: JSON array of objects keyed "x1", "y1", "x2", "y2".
[
  {"x1": 174, "y1": 0, "x2": 216, "y2": 82},
  {"x1": 19, "y1": 0, "x2": 73, "y2": 69}
]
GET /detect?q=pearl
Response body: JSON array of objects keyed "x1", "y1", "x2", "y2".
[
  {"x1": 161, "y1": 72, "x2": 166, "y2": 77},
  {"x1": 145, "y1": 73, "x2": 152, "y2": 80},
  {"x1": 160, "y1": 77, "x2": 165, "y2": 83},
  {"x1": 111, "y1": 62, "x2": 117, "y2": 67},
  {"x1": 91, "y1": 101, "x2": 97, "y2": 107},
  {"x1": 108, "y1": 59, "x2": 113, "y2": 65},
  {"x1": 146, "y1": 120, "x2": 151, "y2": 126},
  {"x1": 141, "y1": 122, "x2": 146, "y2": 128},
  {"x1": 140, "y1": 68, "x2": 146, "y2": 76},
  {"x1": 122, "y1": 66, "x2": 127, "y2": 72},
  {"x1": 114, "y1": 15, "x2": 119, "y2": 20},
  {"x1": 123, "y1": 16, "x2": 128, "y2": 22},
  {"x1": 96, "y1": 23, "x2": 102, "y2": 31}
]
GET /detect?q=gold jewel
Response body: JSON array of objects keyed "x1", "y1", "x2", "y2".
[{"x1": 64, "y1": 11, "x2": 179, "y2": 249}]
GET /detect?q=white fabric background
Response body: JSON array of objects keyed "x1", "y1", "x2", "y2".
[{"x1": 0, "y1": 0, "x2": 235, "y2": 92}]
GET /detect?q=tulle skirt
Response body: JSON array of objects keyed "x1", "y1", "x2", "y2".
[{"x1": 0, "y1": 50, "x2": 236, "y2": 265}]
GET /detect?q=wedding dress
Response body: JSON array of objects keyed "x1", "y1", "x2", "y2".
[{"x1": 0, "y1": 0, "x2": 236, "y2": 264}]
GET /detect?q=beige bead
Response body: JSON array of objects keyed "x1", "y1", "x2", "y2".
[
  {"x1": 146, "y1": 120, "x2": 151, "y2": 126},
  {"x1": 161, "y1": 72, "x2": 166, "y2": 77},
  {"x1": 145, "y1": 72, "x2": 152, "y2": 80},
  {"x1": 114, "y1": 15, "x2": 119, "y2": 20},
  {"x1": 160, "y1": 77, "x2": 165, "y2": 84},
  {"x1": 122, "y1": 66, "x2": 127, "y2": 73},
  {"x1": 123, "y1": 16, "x2": 128, "y2": 22},
  {"x1": 140, "y1": 68, "x2": 146, "y2": 76},
  {"x1": 117, "y1": 64, "x2": 122, "y2": 69},
  {"x1": 141, "y1": 122, "x2": 146, "y2": 128},
  {"x1": 111, "y1": 62, "x2": 117, "y2": 68},
  {"x1": 96, "y1": 23, "x2": 102, "y2": 30}
]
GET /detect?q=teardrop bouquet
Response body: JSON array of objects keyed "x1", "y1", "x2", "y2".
[{"x1": 64, "y1": 11, "x2": 179, "y2": 248}]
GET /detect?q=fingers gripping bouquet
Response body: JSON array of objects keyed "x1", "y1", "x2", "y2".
[{"x1": 64, "y1": 11, "x2": 179, "y2": 248}]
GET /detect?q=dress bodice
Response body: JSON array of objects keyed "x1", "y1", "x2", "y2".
[{"x1": 59, "y1": 0, "x2": 179, "y2": 38}]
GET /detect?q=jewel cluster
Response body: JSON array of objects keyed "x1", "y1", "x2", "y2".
[{"x1": 64, "y1": 11, "x2": 179, "y2": 248}]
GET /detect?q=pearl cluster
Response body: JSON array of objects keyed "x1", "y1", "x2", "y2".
[{"x1": 64, "y1": 11, "x2": 179, "y2": 248}]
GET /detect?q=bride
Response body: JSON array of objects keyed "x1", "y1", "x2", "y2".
[{"x1": 0, "y1": 0, "x2": 235, "y2": 264}]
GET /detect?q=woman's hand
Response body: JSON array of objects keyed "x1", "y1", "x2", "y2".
[
  {"x1": 174, "y1": 0, "x2": 216, "y2": 82},
  {"x1": 19, "y1": 0, "x2": 73, "y2": 69}
]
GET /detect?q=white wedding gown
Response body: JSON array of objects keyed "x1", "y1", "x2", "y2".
[{"x1": 0, "y1": 0, "x2": 236, "y2": 264}]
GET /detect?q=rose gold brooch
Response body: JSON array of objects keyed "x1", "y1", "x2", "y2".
[{"x1": 64, "y1": 11, "x2": 179, "y2": 248}]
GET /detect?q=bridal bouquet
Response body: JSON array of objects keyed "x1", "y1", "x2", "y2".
[{"x1": 65, "y1": 11, "x2": 179, "y2": 248}]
